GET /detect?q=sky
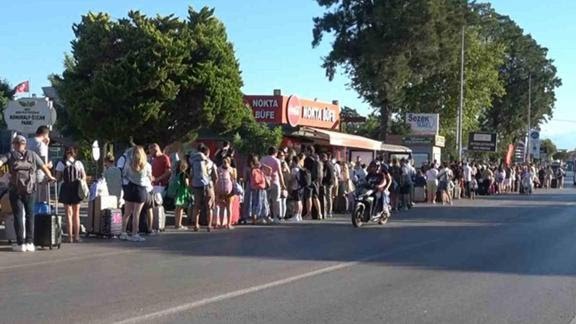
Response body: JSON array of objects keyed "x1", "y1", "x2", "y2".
[{"x1": 0, "y1": 0, "x2": 573, "y2": 149}]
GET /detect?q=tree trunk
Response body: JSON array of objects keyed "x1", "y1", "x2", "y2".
[{"x1": 378, "y1": 102, "x2": 390, "y2": 142}]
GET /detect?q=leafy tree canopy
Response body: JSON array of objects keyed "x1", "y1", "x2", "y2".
[{"x1": 53, "y1": 6, "x2": 267, "y2": 146}]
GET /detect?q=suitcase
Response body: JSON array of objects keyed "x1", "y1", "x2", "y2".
[
  {"x1": 152, "y1": 206, "x2": 166, "y2": 231},
  {"x1": 101, "y1": 209, "x2": 122, "y2": 238},
  {"x1": 551, "y1": 179, "x2": 558, "y2": 189},
  {"x1": 414, "y1": 186, "x2": 426, "y2": 203},
  {"x1": 87, "y1": 195, "x2": 118, "y2": 236},
  {"x1": 126, "y1": 206, "x2": 150, "y2": 234},
  {"x1": 34, "y1": 213, "x2": 62, "y2": 249}
]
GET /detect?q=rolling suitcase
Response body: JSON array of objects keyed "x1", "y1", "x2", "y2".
[
  {"x1": 152, "y1": 206, "x2": 166, "y2": 232},
  {"x1": 87, "y1": 195, "x2": 118, "y2": 236},
  {"x1": 34, "y1": 183, "x2": 62, "y2": 250},
  {"x1": 34, "y1": 212, "x2": 62, "y2": 249},
  {"x1": 101, "y1": 209, "x2": 122, "y2": 238}
]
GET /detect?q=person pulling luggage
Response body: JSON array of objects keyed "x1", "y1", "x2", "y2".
[{"x1": 0, "y1": 135, "x2": 56, "y2": 252}]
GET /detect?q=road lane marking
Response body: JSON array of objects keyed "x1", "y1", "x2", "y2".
[{"x1": 115, "y1": 239, "x2": 442, "y2": 324}]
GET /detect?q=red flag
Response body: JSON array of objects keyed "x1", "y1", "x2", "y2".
[{"x1": 14, "y1": 81, "x2": 30, "y2": 94}]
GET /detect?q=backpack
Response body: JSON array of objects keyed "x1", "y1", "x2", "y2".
[
  {"x1": 215, "y1": 167, "x2": 233, "y2": 196},
  {"x1": 323, "y1": 161, "x2": 336, "y2": 186},
  {"x1": 298, "y1": 168, "x2": 312, "y2": 189},
  {"x1": 189, "y1": 155, "x2": 212, "y2": 187},
  {"x1": 250, "y1": 168, "x2": 267, "y2": 190},
  {"x1": 310, "y1": 158, "x2": 323, "y2": 182},
  {"x1": 62, "y1": 160, "x2": 82, "y2": 184},
  {"x1": 9, "y1": 151, "x2": 37, "y2": 195}
]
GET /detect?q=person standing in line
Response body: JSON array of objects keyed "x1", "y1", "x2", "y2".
[
  {"x1": 120, "y1": 146, "x2": 153, "y2": 242},
  {"x1": 320, "y1": 153, "x2": 336, "y2": 218},
  {"x1": 278, "y1": 149, "x2": 291, "y2": 221},
  {"x1": 249, "y1": 156, "x2": 269, "y2": 224},
  {"x1": 172, "y1": 158, "x2": 190, "y2": 230},
  {"x1": 189, "y1": 144, "x2": 218, "y2": 232},
  {"x1": 0, "y1": 136, "x2": 56, "y2": 252},
  {"x1": 213, "y1": 141, "x2": 231, "y2": 168},
  {"x1": 27, "y1": 126, "x2": 53, "y2": 203},
  {"x1": 214, "y1": 157, "x2": 235, "y2": 230},
  {"x1": 149, "y1": 144, "x2": 171, "y2": 196},
  {"x1": 289, "y1": 154, "x2": 306, "y2": 222},
  {"x1": 425, "y1": 163, "x2": 439, "y2": 204},
  {"x1": 304, "y1": 146, "x2": 324, "y2": 219},
  {"x1": 103, "y1": 154, "x2": 123, "y2": 207},
  {"x1": 55, "y1": 146, "x2": 87, "y2": 243},
  {"x1": 260, "y1": 147, "x2": 286, "y2": 223},
  {"x1": 462, "y1": 162, "x2": 473, "y2": 199}
]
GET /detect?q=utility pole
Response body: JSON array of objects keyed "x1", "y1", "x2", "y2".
[
  {"x1": 527, "y1": 73, "x2": 532, "y2": 162},
  {"x1": 457, "y1": 25, "x2": 465, "y2": 161}
]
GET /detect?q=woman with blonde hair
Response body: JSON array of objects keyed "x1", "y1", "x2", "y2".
[{"x1": 120, "y1": 146, "x2": 153, "y2": 242}]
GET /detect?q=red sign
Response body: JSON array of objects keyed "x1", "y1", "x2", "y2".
[
  {"x1": 244, "y1": 95, "x2": 283, "y2": 124},
  {"x1": 286, "y1": 95, "x2": 301, "y2": 127}
]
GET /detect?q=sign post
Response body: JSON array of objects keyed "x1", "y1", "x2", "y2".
[
  {"x1": 3, "y1": 97, "x2": 57, "y2": 135},
  {"x1": 468, "y1": 132, "x2": 498, "y2": 152}
]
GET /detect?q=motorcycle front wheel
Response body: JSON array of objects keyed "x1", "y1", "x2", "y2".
[{"x1": 352, "y1": 205, "x2": 364, "y2": 228}]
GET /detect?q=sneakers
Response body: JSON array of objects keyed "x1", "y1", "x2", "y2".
[
  {"x1": 176, "y1": 226, "x2": 188, "y2": 230},
  {"x1": 119, "y1": 233, "x2": 129, "y2": 241},
  {"x1": 129, "y1": 234, "x2": 146, "y2": 242},
  {"x1": 25, "y1": 243, "x2": 36, "y2": 252},
  {"x1": 12, "y1": 245, "x2": 26, "y2": 252}
]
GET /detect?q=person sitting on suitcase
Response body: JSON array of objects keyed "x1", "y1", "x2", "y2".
[
  {"x1": 55, "y1": 146, "x2": 87, "y2": 243},
  {"x1": 0, "y1": 135, "x2": 56, "y2": 252}
]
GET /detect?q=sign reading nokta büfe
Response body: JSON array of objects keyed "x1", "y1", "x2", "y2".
[
  {"x1": 468, "y1": 132, "x2": 497, "y2": 152},
  {"x1": 244, "y1": 95, "x2": 340, "y2": 129},
  {"x1": 3, "y1": 97, "x2": 57, "y2": 134}
]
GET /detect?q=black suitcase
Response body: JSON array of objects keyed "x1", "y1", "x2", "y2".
[
  {"x1": 551, "y1": 179, "x2": 558, "y2": 189},
  {"x1": 34, "y1": 214, "x2": 62, "y2": 250}
]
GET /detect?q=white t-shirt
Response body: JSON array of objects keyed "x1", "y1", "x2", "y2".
[
  {"x1": 55, "y1": 159, "x2": 86, "y2": 175},
  {"x1": 426, "y1": 168, "x2": 439, "y2": 183},
  {"x1": 463, "y1": 165, "x2": 473, "y2": 182}
]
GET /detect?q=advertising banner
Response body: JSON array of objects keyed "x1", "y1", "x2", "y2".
[
  {"x1": 406, "y1": 113, "x2": 439, "y2": 135},
  {"x1": 468, "y1": 132, "x2": 497, "y2": 152}
]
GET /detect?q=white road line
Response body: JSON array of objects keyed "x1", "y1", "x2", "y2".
[
  {"x1": 0, "y1": 250, "x2": 136, "y2": 271},
  {"x1": 115, "y1": 239, "x2": 442, "y2": 324}
]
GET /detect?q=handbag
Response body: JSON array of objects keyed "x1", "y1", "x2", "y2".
[{"x1": 78, "y1": 179, "x2": 89, "y2": 200}]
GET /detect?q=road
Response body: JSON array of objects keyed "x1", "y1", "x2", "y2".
[{"x1": 1, "y1": 186, "x2": 576, "y2": 324}]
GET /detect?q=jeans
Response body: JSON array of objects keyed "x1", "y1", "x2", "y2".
[
  {"x1": 321, "y1": 184, "x2": 334, "y2": 217},
  {"x1": 267, "y1": 183, "x2": 281, "y2": 219},
  {"x1": 9, "y1": 190, "x2": 36, "y2": 245}
]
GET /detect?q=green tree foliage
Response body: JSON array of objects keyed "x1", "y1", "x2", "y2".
[
  {"x1": 232, "y1": 118, "x2": 283, "y2": 157},
  {"x1": 313, "y1": 0, "x2": 467, "y2": 140},
  {"x1": 313, "y1": 1, "x2": 560, "y2": 152},
  {"x1": 53, "y1": 6, "x2": 266, "y2": 146},
  {"x1": 540, "y1": 138, "x2": 557, "y2": 156},
  {"x1": 478, "y1": 8, "x2": 562, "y2": 148},
  {"x1": 0, "y1": 79, "x2": 13, "y2": 127}
]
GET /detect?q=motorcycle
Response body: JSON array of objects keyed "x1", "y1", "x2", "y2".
[{"x1": 351, "y1": 184, "x2": 390, "y2": 227}]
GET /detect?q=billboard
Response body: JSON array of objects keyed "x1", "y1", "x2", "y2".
[
  {"x1": 3, "y1": 97, "x2": 57, "y2": 134},
  {"x1": 406, "y1": 113, "x2": 439, "y2": 135},
  {"x1": 468, "y1": 132, "x2": 497, "y2": 152}
]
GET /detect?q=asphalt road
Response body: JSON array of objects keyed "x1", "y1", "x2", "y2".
[{"x1": 1, "y1": 186, "x2": 576, "y2": 324}]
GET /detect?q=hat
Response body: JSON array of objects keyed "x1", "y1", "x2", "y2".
[{"x1": 12, "y1": 135, "x2": 27, "y2": 145}]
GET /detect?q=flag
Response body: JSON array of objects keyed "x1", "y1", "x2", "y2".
[{"x1": 14, "y1": 81, "x2": 30, "y2": 94}]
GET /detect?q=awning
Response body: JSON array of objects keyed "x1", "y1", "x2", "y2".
[
  {"x1": 381, "y1": 143, "x2": 412, "y2": 153},
  {"x1": 294, "y1": 127, "x2": 410, "y2": 153}
]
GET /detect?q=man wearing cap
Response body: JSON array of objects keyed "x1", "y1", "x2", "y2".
[{"x1": 0, "y1": 135, "x2": 56, "y2": 252}]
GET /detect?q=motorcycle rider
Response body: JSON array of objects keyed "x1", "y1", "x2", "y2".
[{"x1": 365, "y1": 161, "x2": 393, "y2": 223}]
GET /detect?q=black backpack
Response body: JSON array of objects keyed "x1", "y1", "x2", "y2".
[
  {"x1": 323, "y1": 161, "x2": 336, "y2": 186},
  {"x1": 62, "y1": 160, "x2": 82, "y2": 183},
  {"x1": 298, "y1": 168, "x2": 312, "y2": 189}
]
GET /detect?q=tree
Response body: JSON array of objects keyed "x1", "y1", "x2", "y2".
[
  {"x1": 53, "y1": 6, "x2": 266, "y2": 146},
  {"x1": 0, "y1": 79, "x2": 13, "y2": 127},
  {"x1": 478, "y1": 8, "x2": 561, "y2": 148},
  {"x1": 232, "y1": 118, "x2": 283, "y2": 156},
  {"x1": 313, "y1": 0, "x2": 467, "y2": 140},
  {"x1": 540, "y1": 138, "x2": 557, "y2": 156}
]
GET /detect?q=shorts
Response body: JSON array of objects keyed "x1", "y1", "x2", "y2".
[
  {"x1": 304, "y1": 182, "x2": 320, "y2": 200},
  {"x1": 124, "y1": 182, "x2": 148, "y2": 203},
  {"x1": 192, "y1": 186, "x2": 215, "y2": 210},
  {"x1": 400, "y1": 184, "x2": 411, "y2": 195},
  {"x1": 426, "y1": 181, "x2": 438, "y2": 195},
  {"x1": 290, "y1": 189, "x2": 303, "y2": 202}
]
